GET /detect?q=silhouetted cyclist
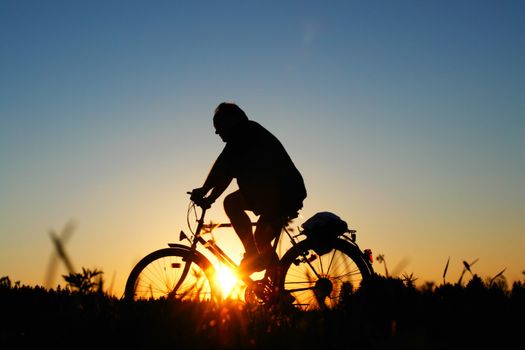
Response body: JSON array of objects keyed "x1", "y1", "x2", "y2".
[{"x1": 191, "y1": 102, "x2": 307, "y2": 277}]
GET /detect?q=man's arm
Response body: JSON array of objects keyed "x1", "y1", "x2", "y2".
[
  {"x1": 206, "y1": 175, "x2": 232, "y2": 203},
  {"x1": 191, "y1": 151, "x2": 232, "y2": 206}
]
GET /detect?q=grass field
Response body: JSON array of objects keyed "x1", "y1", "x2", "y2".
[{"x1": 1, "y1": 273, "x2": 524, "y2": 349}]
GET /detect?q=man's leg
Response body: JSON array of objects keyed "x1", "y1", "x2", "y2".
[
  {"x1": 254, "y1": 214, "x2": 283, "y2": 271},
  {"x1": 223, "y1": 191, "x2": 257, "y2": 257}
]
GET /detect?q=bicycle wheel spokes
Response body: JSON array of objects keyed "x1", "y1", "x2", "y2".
[
  {"x1": 280, "y1": 239, "x2": 370, "y2": 310},
  {"x1": 126, "y1": 248, "x2": 214, "y2": 301},
  {"x1": 133, "y1": 256, "x2": 178, "y2": 299}
]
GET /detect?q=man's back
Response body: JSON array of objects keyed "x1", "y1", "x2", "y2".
[{"x1": 220, "y1": 120, "x2": 306, "y2": 216}]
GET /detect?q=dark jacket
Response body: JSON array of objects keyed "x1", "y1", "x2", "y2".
[{"x1": 216, "y1": 120, "x2": 306, "y2": 216}]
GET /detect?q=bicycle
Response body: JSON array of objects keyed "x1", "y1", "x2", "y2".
[{"x1": 124, "y1": 192, "x2": 374, "y2": 310}]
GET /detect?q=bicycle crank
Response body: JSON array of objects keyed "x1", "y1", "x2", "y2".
[{"x1": 244, "y1": 279, "x2": 273, "y2": 305}]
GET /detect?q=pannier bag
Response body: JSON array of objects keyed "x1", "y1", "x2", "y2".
[{"x1": 301, "y1": 212, "x2": 349, "y2": 254}]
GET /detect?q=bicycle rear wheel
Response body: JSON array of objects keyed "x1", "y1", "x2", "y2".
[
  {"x1": 125, "y1": 247, "x2": 217, "y2": 301},
  {"x1": 278, "y1": 238, "x2": 373, "y2": 310}
]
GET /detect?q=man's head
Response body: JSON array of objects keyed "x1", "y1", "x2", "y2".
[{"x1": 213, "y1": 102, "x2": 249, "y2": 142}]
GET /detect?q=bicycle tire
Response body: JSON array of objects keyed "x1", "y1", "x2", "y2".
[
  {"x1": 278, "y1": 237, "x2": 373, "y2": 310},
  {"x1": 124, "y1": 247, "x2": 218, "y2": 301}
]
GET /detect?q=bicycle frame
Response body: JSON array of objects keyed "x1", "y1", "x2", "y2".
[
  {"x1": 170, "y1": 202, "x2": 369, "y2": 295},
  {"x1": 179, "y1": 201, "x2": 306, "y2": 289},
  {"x1": 169, "y1": 204, "x2": 283, "y2": 294}
]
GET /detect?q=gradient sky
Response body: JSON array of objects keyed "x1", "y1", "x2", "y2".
[{"x1": 1, "y1": 0, "x2": 524, "y2": 296}]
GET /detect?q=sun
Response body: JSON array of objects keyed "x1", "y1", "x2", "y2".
[{"x1": 215, "y1": 264, "x2": 239, "y2": 297}]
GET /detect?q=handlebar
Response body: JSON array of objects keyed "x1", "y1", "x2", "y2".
[{"x1": 187, "y1": 190, "x2": 213, "y2": 210}]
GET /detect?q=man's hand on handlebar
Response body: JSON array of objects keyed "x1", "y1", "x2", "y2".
[
  {"x1": 194, "y1": 197, "x2": 214, "y2": 209},
  {"x1": 189, "y1": 188, "x2": 214, "y2": 209}
]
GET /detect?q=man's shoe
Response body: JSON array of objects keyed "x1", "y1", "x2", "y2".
[
  {"x1": 239, "y1": 253, "x2": 266, "y2": 276},
  {"x1": 239, "y1": 251, "x2": 280, "y2": 277}
]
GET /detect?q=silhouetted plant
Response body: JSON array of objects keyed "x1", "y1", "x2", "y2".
[
  {"x1": 401, "y1": 272, "x2": 417, "y2": 288},
  {"x1": 443, "y1": 256, "x2": 450, "y2": 284},
  {"x1": 489, "y1": 268, "x2": 507, "y2": 287},
  {"x1": 465, "y1": 274, "x2": 485, "y2": 292},
  {"x1": 458, "y1": 258, "x2": 478, "y2": 285},
  {"x1": 420, "y1": 281, "x2": 435, "y2": 294},
  {"x1": 0, "y1": 276, "x2": 20, "y2": 289},
  {"x1": 62, "y1": 267, "x2": 103, "y2": 294},
  {"x1": 0, "y1": 276, "x2": 12, "y2": 288},
  {"x1": 376, "y1": 254, "x2": 389, "y2": 277},
  {"x1": 511, "y1": 280, "x2": 525, "y2": 302},
  {"x1": 338, "y1": 281, "x2": 354, "y2": 309}
]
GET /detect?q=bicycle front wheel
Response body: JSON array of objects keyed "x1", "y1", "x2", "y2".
[
  {"x1": 278, "y1": 238, "x2": 373, "y2": 310},
  {"x1": 125, "y1": 247, "x2": 217, "y2": 301}
]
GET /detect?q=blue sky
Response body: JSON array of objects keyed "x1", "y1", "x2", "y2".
[{"x1": 1, "y1": 0, "x2": 523, "y2": 294}]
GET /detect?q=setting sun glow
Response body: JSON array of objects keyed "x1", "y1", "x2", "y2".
[{"x1": 215, "y1": 265, "x2": 239, "y2": 297}]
